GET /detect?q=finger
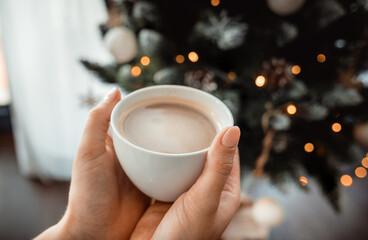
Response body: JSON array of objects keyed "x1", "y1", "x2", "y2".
[
  {"x1": 79, "y1": 87, "x2": 121, "y2": 154},
  {"x1": 189, "y1": 126, "x2": 240, "y2": 212},
  {"x1": 131, "y1": 202, "x2": 172, "y2": 240},
  {"x1": 209, "y1": 151, "x2": 241, "y2": 239},
  {"x1": 217, "y1": 149, "x2": 241, "y2": 223},
  {"x1": 222, "y1": 148, "x2": 241, "y2": 195}
]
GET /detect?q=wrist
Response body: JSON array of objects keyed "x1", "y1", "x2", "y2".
[
  {"x1": 34, "y1": 212, "x2": 73, "y2": 240},
  {"x1": 54, "y1": 207, "x2": 116, "y2": 240}
]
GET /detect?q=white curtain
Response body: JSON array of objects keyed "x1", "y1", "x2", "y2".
[{"x1": 0, "y1": 0, "x2": 115, "y2": 180}]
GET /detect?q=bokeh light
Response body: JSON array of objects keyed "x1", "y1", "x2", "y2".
[
  {"x1": 291, "y1": 65, "x2": 301, "y2": 75},
  {"x1": 211, "y1": 0, "x2": 220, "y2": 7},
  {"x1": 362, "y1": 157, "x2": 368, "y2": 168},
  {"x1": 131, "y1": 66, "x2": 141, "y2": 77},
  {"x1": 304, "y1": 143, "x2": 314, "y2": 153},
  {"x1": 355, "y1": 167, "x2": 367, "y2": 178},
  {"x1": 227, "y1": 72, "x2": 237, "y2": 81},
  {"x1": 175, "y1": 55, "x2": 185, "y2": 64},
  {"x1": 317, "y1": 54, "x2": 326, "y2": 63},
  {"x1": 299, "y1": 176, "x2": 308, "y2": 186},
  {"x1": 287, "y1": 104, "x2": 297, "y2": 115},
  {"x1": 340, "y1": 174, "x2": 353, "y2": 187},
  {"x1": 188, "y1": 52, "x2": 199, "y2": 62},
  {"x1": 331, "y1": 123, "x2": 342, "y2": 133},
  {"x1": 140, "y1": 56, "x2": 150, "y2": 66},
  {"x1": 255, "y1": 75, "x2": 266, "y2": 87}
]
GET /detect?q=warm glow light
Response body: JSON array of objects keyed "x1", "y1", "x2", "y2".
[
  {"x1": 188, "y1": 52, "x2": 199, "y2": 62},
  {"x1": 291, "y1": 65, "x2": 301, "y2": 75},
  {"x1": 340, "y1": 174, "x2": 353, "y2": 187},
  {"x1": 287, "y1": 104, "x2": 297, "y2": 115},
  {"x1": 355, "y1": 167, "x2": 367, "y2": 178},
  {"x1": 140, "y1": 56, "x2": 150, "y2": 66},
  {"x1": 131, "y1": 66, "x2": 141, "y2": 77},
  {"x1": 255, "y1": 75, "x2": 266, "y2": 87},
  {"x1": 317, "y1": 54, "x2": 326, "y2": 63},
  {"x1": 227, "y1": 72, "x2": 237, "y2": 81},
  {"x1": 362, "y1": 158, "x2": 368, "y2": 168},
  {"x1": 211, "y1": 0, "x2": 220, "y2": 7},
  {"x1": 299, "y1": 176, "x2": 308, "y2": 186},
  {"x1": 304, "y1": 143, "x2": 314, "y2": 153},
  {"x1": 175, "y1": 55, "x2": 185, "y2": 64},
  {"x1": 331, "y1": 123, "x2": 342, "y2": 133}
]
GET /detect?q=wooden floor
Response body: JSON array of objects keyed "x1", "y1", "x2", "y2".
[{"x1": 0, "y1": 131, "x2": 367, "y2": 240}]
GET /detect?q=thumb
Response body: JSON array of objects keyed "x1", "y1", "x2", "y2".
[
  {"x1": 188, "y1": 126, "x2": 240, "y2": 212},
  {"x1": 79, "y1": 87, "x2": 121, "y2": 154}
]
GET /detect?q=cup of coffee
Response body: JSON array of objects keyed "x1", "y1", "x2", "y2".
[{"x1": 110, "y1": 85, "x2": 234, "y2": 202}]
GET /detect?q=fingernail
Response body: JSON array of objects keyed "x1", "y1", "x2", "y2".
[
  {"x1": 104, "y1": 87, "x2": 117, "y2": 102},
  {"x1": 222, "y1": 126, "x2": 241, "y2": 148}
]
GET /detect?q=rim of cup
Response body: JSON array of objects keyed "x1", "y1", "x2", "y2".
[{"x1": 110, "y1": 85, "x2": 234, "y2": 157}]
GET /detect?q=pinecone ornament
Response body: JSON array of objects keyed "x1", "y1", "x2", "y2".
[
  {"x1": 184, "y1": 69, "x2": 218, "y2": 92},
  {"x1": 259, "y1": 58, "x2": 294, "y2": 90}
]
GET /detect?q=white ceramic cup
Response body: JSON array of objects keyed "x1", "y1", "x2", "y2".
[{"x1": 110, "y1": 85, "x2": 234, "y2": 202}]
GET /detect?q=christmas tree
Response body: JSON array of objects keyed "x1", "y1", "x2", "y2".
[{"x1": 82, "y1": 0, "x2": 368, "y2": 210}]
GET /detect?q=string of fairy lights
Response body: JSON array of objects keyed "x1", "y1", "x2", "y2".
[
  {"x1": 129, "y1": 46, "x2": 366, "y2": 187},
  {"x1": 253, "y1": 51, "x2": 365, "y2": 188},
  {"x1": 253, "y1": 52, "x2": 366, "y2": 188}
]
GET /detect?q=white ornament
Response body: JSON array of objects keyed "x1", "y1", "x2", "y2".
[
  {"x1": 104, "y1": 27, "x2": 137, "y2": 63},
  {"x1": 251, "y1": 197, "x2": 284, "y2": 227},
  {"x1": 267, "y1": 0, "x2": 305, "y2": 16}
]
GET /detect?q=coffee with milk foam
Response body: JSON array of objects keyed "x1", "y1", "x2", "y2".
[{"x1": 118, "y1": 96, "x2": 221, "y2": 154}]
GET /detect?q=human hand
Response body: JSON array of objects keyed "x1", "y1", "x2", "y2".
[
  {"x1": 36, "y1": 87, "x2": 151, "y2": 240},
  {"x1": 36, "y1": 87, "x2": 241, "y2": 240},
  {"x1": 131, "y1": 126, "x2": 241, "y2": 240}
]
